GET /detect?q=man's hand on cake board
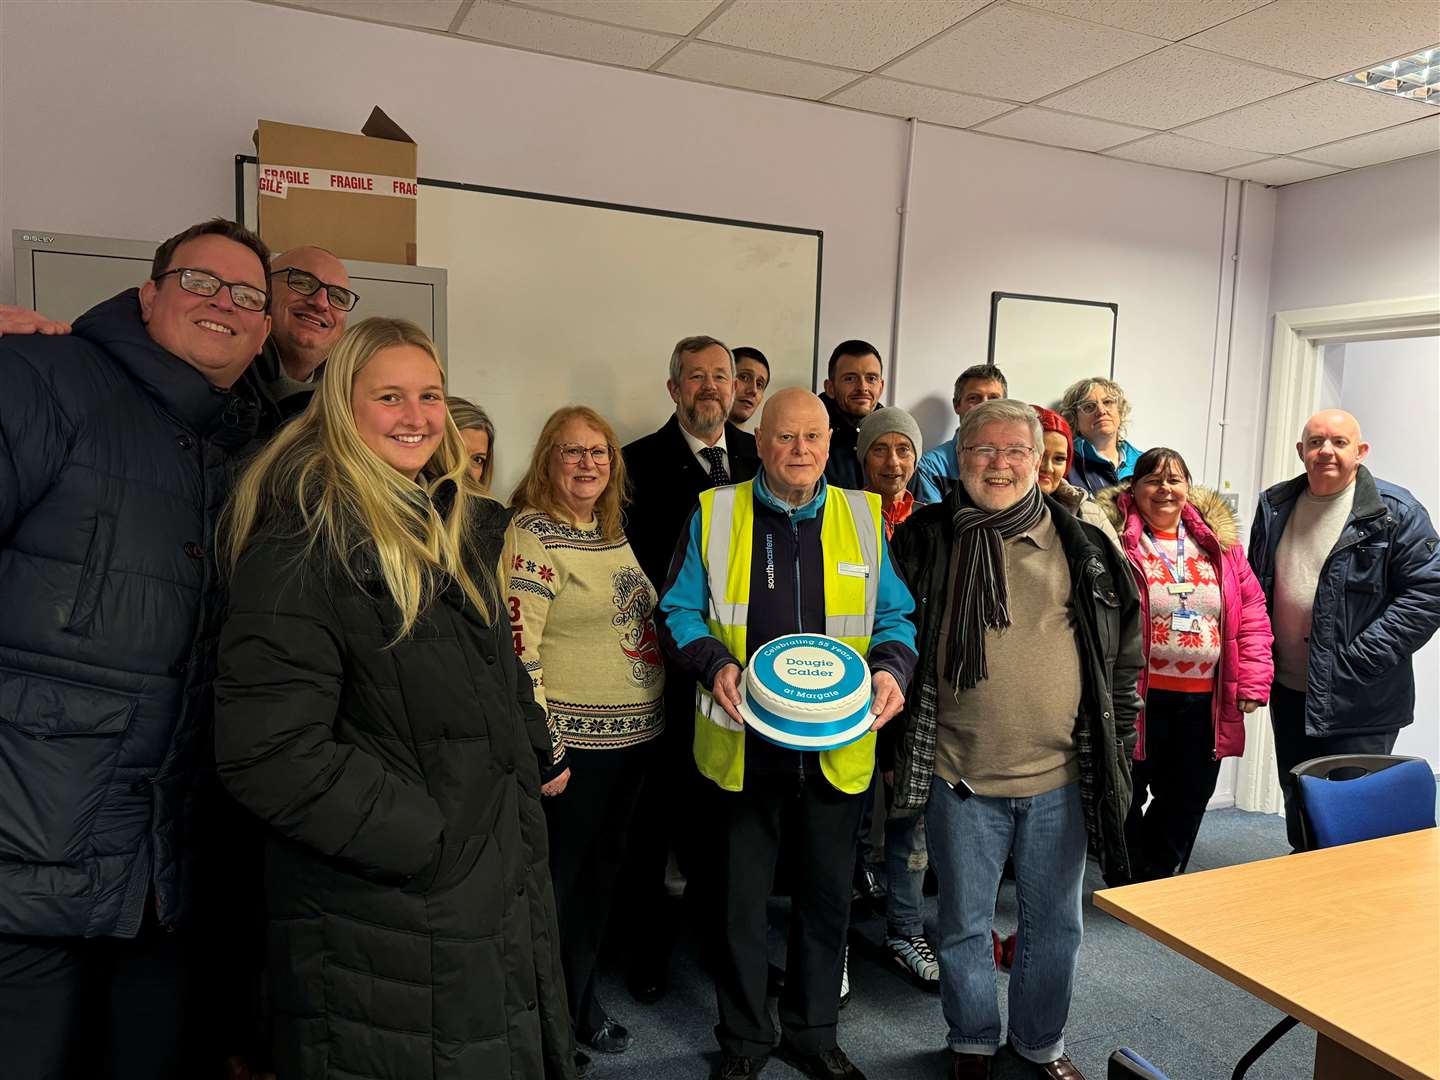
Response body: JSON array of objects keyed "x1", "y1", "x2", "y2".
[
  {"x1": 713, "y1": 663, "x2": 746, "y2": 726},
  {"x1": 868, "y1": 671, "x2": 904, "y2": 731}
]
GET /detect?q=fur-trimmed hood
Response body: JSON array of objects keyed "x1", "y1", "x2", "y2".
[{"x1": 1095, "y1": 483, "x2": 1240, "y2": 550}]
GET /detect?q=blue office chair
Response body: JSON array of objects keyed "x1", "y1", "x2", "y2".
[
  {"x1": 1109, "y1": 1047, "x2": 1171, "y2": 1079},
  {"x1": 1231, "y1": 753, "x2": 1437, "y2": 1079}
]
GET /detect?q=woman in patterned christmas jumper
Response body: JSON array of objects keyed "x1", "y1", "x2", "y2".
[
  {"x1": 1099, "y1": 448, "x2": 1273, "y2": 882},
  {"x1": 509, "y1": 406, "x2": 665, "y2": 1077}
]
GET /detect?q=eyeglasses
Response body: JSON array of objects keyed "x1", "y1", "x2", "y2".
[
  {"x1": 557, "y1": 443, "x2": 612, "y2": 465},
  {"x1": 964, "y1": 445, "x2": 1036, "y2": 465},
  {"x1": 1077, "y1": 397, "x2": 1120, "y2": 416},
  {"x1": 153, "y1": 268, "x2": 268, "y2": 312},
  {"x1": 271, "y1": 267, "x2": 359, "y2": 311}
]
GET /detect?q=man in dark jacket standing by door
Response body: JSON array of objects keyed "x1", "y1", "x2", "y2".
[
  {"x1": 0, "y1": 218, "x2": 272, "y2": 1078},
  {"x1": 1249, "y1": 409, "x2": 1440, "y2": 849},
  {"x1": 888, "y1": 400, "x2": 1141, "y2": 1080}
]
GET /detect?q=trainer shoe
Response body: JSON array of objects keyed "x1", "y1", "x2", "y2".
[{"x1": 884, "y1": 934, "x2": 939, "y2": 988}]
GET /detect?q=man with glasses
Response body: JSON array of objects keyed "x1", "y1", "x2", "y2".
[
  {"x1": 887, "y1": 400, "x2": 1141, "y2": 1080},
  {"x1": 0, "y1": 218, "x2": 273, "y2": 1078},
  {"x1": 252, "y1": 246, "x2": 358, "y2": 428},
  {"x1": 620, "y1": 336, "x2": 760, "y2": 1006}
]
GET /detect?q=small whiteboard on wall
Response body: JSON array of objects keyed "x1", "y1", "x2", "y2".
[
  {"x1": 987, "y1": 292, "x2": 1117, "y2": 409},
  {"x1": 240, "y1": 159, "x2": 822, "y2": 502}
]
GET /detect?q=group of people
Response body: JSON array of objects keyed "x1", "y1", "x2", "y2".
[{"x1": 0, "y1": 215, "x2": 1437, "y2": 1080}]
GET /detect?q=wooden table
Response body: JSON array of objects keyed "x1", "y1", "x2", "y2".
[{"x1": 1094, "y1": 829, "x2": 1440, "y2": 1080}]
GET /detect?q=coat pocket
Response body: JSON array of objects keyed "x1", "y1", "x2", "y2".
[
  {"x1": 65, "y1": 512, "x2": 117, "y2": 635},
  {"x1": 0, "y1": 670, "x2": 138, "y2": 860}
]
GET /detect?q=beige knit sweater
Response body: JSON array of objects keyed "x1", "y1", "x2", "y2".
[{"x1": 509, "y1": 509, "x2": 665, "y2": 765}]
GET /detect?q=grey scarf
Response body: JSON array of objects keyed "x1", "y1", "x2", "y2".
[{"x1": 945, "y1": 483, "x2": 1046, "y2": 693}]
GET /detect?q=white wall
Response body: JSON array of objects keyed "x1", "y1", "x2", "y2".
[
  {"x1": 0, "y1": 0, "x2": 1271, "y2": 490},
  {"x1": 1324, "y1": 337, "x2": 1440, "y2": 771},
  {"x1": 1269, "y1": 152, "x2": 1440, "y2": 315},
  {"x1": 0, "y1": 0, "x2": 902, "y2": 376}
]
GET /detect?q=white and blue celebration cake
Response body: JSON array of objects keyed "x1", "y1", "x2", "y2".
[{"x1": 737, "y1": 633, "x2": 874, "y2": 751}]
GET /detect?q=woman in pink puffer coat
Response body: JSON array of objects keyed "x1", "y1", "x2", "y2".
[{"x1": 1099, "y1": 447, "x2": 1274, "y2": 882}]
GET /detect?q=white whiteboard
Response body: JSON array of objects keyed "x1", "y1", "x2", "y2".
[
  {"x1": 987, "y1": 292, "x2": 1116, "y2": 409},
  {"x1": 241, "y1": 160, "x2": 821, "y2": 501}
]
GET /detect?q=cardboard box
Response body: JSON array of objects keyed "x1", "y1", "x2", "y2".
[{"x1": 255, "y1": 107, "x2": 418, "y2": 265}]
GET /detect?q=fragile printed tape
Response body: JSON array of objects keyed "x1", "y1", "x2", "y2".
[{"x1": 259, "y1": 164, "x2": 419, "y2": 200}]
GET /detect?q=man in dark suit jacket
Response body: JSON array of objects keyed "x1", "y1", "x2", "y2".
[{"x1": 620, "y1": 335, "x2": 759, "y2": 1004}]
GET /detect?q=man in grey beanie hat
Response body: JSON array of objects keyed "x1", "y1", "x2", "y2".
[
  {"x1": 851, "y1": 407, "x2": 936, "y2": 998},
  {"x1": 857, "y1": 408, "x2": 924, "y2": 539}
]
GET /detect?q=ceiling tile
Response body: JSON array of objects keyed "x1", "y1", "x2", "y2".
[
  {"x1": 973, "y1": 106, "x2": 1152, "y2": 150},
  {"x1": 828, "y1": 77, "x2": 1014, "y2": 128},
  {"x1": 1013, "y1": 0, "x2": 1271, "y2": 42},
  {"x1": 658, "y1": 42, "x2": 858, "y2": 99},
  {"x1": 514, "y1": 0, "x2": 722, "y2": 35},
  {"x1": 1299, "y1": 115, "x2": 1440, "y2": 167},
  {"x1": 882, "y1": 3, "x2": 1165, "y2": 103},
  {"x1": 699, "y1": 0, "x2": 988, "y2": 71},
  {"x1": 1221, "y1": 157, "x2": 1345, "y2": 184},
  {"x1": 1040, "y1": 44, "x2": 1309, "y2": 129},
  {"x1": 1177, "y1": 80, "x2": 1437, "y2": 153},
  {"x1": 274, "y1": 0, "x2": 463, "y2": 31},
  {"x1": 1186, "y1": 0, "x2": 1440, "y2": 79},
  {"x1": 457, "y1": 1, "x2": 677, "y2": 67},
  {"x1": 1103, "y1": 132, "x2": 1271, "y2": 172}
]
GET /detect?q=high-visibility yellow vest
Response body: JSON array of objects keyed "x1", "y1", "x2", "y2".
[{"x1": 693, "y1": 480, "x2": 884, "y2": 794}]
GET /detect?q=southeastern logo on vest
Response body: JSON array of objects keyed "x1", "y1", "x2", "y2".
[{"x1": 738, "y1": 633, "x2": 873, "y2": 750}]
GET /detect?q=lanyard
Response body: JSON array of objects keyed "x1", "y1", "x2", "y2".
[{"x1": 1146, "y1": 523, "x2": 1194, "y2": 600}]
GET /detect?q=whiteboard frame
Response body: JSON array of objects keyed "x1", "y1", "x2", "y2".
[
  {"x1": 987, "y1": 291, "x2": 1118, "y2": 378},
  {"x1": 235, "y1": 155, "x2": 823, "y2": 387}
]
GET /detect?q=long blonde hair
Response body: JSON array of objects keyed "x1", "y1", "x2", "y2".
[
  {"x1": 222, "y1": 317, "x2": 499, "y2": 639},
  {"x1": 509, "y1": 405, "x2": 629, "y2": 540}
]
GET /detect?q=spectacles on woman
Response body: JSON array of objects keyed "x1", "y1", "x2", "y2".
[
  {"x1": 152, "y1": 268, "x2": 268, "y2": 312},
  {"x1": 557, "y1": 443, "x2": 612, "y2": 465},
  {"x1": 1077, "y1": 396, "x2": 1119, "y2": 416}
]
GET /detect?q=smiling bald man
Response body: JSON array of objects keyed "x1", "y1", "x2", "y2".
[{"x1": 1249, "y1": 408, "x2": 1440, "y2": 848}]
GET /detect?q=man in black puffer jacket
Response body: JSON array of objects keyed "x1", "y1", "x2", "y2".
[{"x1": 0, "y1": 218, "x2": 272, "y2": 1078}]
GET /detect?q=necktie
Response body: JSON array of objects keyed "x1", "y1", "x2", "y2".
[{"x1": 699, "y1": 446, "x2": 729, "y2": 487}]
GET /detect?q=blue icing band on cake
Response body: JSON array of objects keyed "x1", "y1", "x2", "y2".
[{"x1": 741, "y1": 692, "x2": 874, "y2": 741}]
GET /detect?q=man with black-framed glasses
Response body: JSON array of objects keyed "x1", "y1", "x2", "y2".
[
  {"x1": 0, "y1": 217, "x2": 274, "y2": 1079},
  {"x1": 251, "y1": 246, "x2": 357, "y2": 426}
]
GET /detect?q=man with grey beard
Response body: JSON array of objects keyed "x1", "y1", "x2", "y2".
[{"x1": 619, "y1": 336, "x2": 760, "y2": 1004}]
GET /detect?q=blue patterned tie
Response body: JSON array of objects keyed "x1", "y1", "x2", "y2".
[{"x1": 699, "y1": 446, "x2": 729, "y2": 487}]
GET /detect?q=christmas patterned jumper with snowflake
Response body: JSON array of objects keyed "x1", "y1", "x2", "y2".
[
  {"x1": 509, "y1": 509, "x2": 665, "y2": 770},
  {"x1": 1140, "y1": 528, "x2": 1222, "y2": 693}
]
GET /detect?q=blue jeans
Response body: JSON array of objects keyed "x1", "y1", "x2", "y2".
[
  {"x1": 883, "y1": 784, "x2": 928, "y2": 939},
  {"x1": 925, "y1": 777, "x2": 1086, "y2": 1063}
]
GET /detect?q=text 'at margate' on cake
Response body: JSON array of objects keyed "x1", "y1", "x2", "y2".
[{"x1": 736, "y1": 634, "x2": 874, "y2": 750}]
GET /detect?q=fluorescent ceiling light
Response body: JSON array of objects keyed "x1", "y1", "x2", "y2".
[{"x1": 1338, "y1": 47, "x2": 1440, "y2": 106}]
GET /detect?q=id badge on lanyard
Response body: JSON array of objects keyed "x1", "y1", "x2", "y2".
[{"x1": 1151, "y1": 524, "x2": 1201, "y2": 632}]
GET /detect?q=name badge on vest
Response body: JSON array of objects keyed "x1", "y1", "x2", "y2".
[
  {"x1": 838, "y1": 562, "x2": 870, "y2": 579},
  {"x1": 1171, "y1": 612, "x2": 1202, "y2": 632}
]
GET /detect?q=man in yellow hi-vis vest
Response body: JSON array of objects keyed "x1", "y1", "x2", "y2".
[{"x1": 658, "y1": 388, "x2": 918, "y2": 1080}]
